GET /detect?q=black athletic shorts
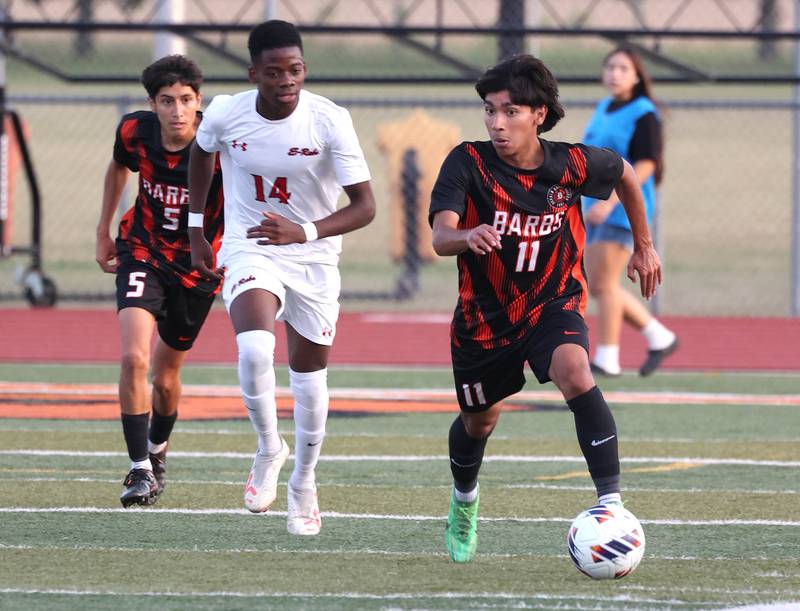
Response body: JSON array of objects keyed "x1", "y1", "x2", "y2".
[
  {"x1": 451, "y1": 308, "x2": 590, "y2": 412},
  {"x1": 115, "y1": 259, "x2": 215, "y2": 351}
]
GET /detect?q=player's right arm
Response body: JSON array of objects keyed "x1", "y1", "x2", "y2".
[
  {"x1": 95, "y1": 159, "x2": 130, "y2": 273},
  {"x1": 429, "y1": 146, "x2": 501, "y2": 257},
  {"x1": 187, "y1": 141, "x2": 221, "y2": 280},
  {"x1": 432, "y1": 211, "x2": 501, "y2": 256},
  {"x1": 188, "y1": 95, "x2": 230, "y2": 281}
]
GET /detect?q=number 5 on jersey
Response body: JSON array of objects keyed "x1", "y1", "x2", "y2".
[{"x1": 252, "y1": 174, "x2": 291, "y2": 205}]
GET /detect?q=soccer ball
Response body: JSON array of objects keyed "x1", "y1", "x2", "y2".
[{"x1": 566, "y1": 503, "x2": 645, "y2": 580}]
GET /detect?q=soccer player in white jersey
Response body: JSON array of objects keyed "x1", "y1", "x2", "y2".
[{"x1": 187, "y1": 20, "x2": 376, "y2": 535}]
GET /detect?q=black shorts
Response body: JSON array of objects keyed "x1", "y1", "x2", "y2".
[
  {"x1": 451, "y1": 309, "x2": 590, "y2": 412},
  {"x1": 115, "y1": 260, "x2": 215, "y2": 351}
]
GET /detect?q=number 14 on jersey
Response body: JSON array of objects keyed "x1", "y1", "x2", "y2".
[{"x1": 252, "y1": 174, "x2": 291, "y2": 205}]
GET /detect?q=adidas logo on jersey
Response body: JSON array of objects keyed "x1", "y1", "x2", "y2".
[{"x1": 288, "y1": 147, "x2": 320, "y2": 156}]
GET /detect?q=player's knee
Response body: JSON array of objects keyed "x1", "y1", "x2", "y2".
[
  {"x1": 120, "y1": 351, "x2": 148, "y2": 379},
  {"x1": 462, "y1": 411, "x2": 497, "y2": 439},
  {"x1": 553, "y1": 361, "x2": 594, "y2": 398},
  {"x1": 236, "y1": 330, "x2": 276, "y2": 397},
  {"x1": 151, "y1": 370, "x2": 179, "y2": 398},
  {"x1": 237, "y1": 330, "x2": 275, "y2": 371},
  {"x1": 588, "y1": 278, "x2": 615, "y2": 298}
]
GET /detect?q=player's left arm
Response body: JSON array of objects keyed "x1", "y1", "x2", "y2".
[
  {"x1": 247, "y1": 181, "x2": 376, "y2": 246},
  {"x1": 616, "y1": 159, "x2": 661, "y2": 299}
]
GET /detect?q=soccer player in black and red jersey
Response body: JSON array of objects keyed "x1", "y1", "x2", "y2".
[
  {"x1": 95, "y1": 55, "x2": 224, "y2": 507},
  {"x1": 429, "y1": 55, "x2": 662, "y2": 563}
]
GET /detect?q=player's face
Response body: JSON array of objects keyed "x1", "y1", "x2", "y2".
[
  {"x1": 602, "y1": 52, "x2": 639, "y2": 100},
  {"x1": 483, "y1": 90, "x2": 546, "y2": 158},
  {"x1": 249, "y1": 46, "x2": 307, "y2": 119},
  {"x1": 148, "y1": 83, "x2": 201, "y2": 143}
]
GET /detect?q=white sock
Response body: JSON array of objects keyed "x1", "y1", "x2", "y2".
[
  {"x1": 642, "y1": 319, "x2": 676, "y2": 351},
  {"x1": 598, "y1": 492, "x2": 622, "y2": 505},
  {"x1": 454, "y1": 485, "x2": 478, "y2": 503},
  {"x1": 148, "y1": 440, "x2": 167, "y2": 454},
  {"x1": 593, "y1": 345, "x2": 621, "y2": 374},
  {"x1": 236, "y1": 330, "x2": 282, "y2": 456},
  {"x1": 131, "y1": 458, "x2": 153, "y2": 471},
  {"x1": 288, "y1": 368, "x2": 329, "y2": 491}
]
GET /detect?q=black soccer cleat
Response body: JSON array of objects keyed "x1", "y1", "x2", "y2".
[
  {"x1": 639, "y1": 337, "x2": 680, "y2": 377},
  {"x1": 149, "y1": 443, "x2": 168, "y2": 497},
  {"x1": 120, "y1": 468, "x2": 158, "y2": 508}
]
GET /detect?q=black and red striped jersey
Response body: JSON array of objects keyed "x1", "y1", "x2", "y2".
[
  {"x1": 113, "y1": 110, "x2": 224, "y2": 294},
  {"x1": 429, "y1": 139, "x2": 623, "y2": 350}
]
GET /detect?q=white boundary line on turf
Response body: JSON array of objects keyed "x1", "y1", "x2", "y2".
[
  {"x1": 1, "y1": 449, "x2": 798, "y2": 467},
  {"x1": 1, "y1": 507, "x2": 798, "y2": 526},
  {"x1": 0, "y1": 587, "x2": 736, "y2": 606},
  {"x1": 2, "y1": 381, "x2": 799, "y2": 406},
  {"x1": 0, "y1": 543, "x2": 796, "y2": 563},
  {"x1": 3, "y1": 476, "x2": 797, "y2": 495}
]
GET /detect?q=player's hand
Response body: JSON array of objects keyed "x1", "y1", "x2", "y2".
[
  {"x1": 95, "y1": 234, "x2": 118, "y2": 273},
  {"x1": 584, "y1": 200, "x2": 615, "y2": 226},
  {"x1": 627, "y1": 243, "x2": 662, "y2": 300},
  {"x1": 466, "y1": 224, "x2": 502, "y2": 255},
  {"x1": 246, "y1": 212, "x2": 305, "y2": 245},
  {"x1": 189, "y1": 229, "x2": 224, "y2": 281}
]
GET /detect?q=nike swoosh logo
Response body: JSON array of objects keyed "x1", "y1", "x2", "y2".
[
  {"x1": 590, "y1": 435, "x2": 616, "y2": 447},
  {"x1": 563, "y1": 330, "x2": 581, "y2": 335},
  {"x1": 307, "y1": 441, "x2": 322, "y2": 447},
  {"x1": 450, "y1": 458, "x2": 480, "y2": 468}
]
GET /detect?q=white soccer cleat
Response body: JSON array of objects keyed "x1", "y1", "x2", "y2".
[
  {"x1": 287, "y1": 484, "x2": 321, "y2": 535},
  {"x1": 243, "y1": 437, "x2": 289, "y2": 513}
]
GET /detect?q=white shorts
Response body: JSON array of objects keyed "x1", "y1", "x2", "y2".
[{"x1": 221, "y1": 252, "x2": 340, "y2": 346}]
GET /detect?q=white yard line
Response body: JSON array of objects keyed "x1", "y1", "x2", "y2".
[
  {"x1": 1, "y1": 449, "x2": 798, "y2": 467},
  {"x1": 0, "y1": 506, "x2": 798, "y2": 526},
  {"x1": 1, "y1": 381, "x2": 799, "y2": 406},
  {"x1": 0, "y1": 587, "x2": 738, "y2": 607},
  {"x1": 0, "y1": 476, "x2": 797, "y2": 496}
]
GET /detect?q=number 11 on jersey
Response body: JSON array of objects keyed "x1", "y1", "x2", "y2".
[
  {"x1": 252, "y1": 174, "x2": 291, "y2": 205},
  {"x1": 461, "y1": 382, "x2": 486, "y2": 407},
  {"x1": 515, "y1": 240, "x2": 541, "y2": 272}
]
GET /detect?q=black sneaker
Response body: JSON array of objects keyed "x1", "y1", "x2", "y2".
[
  {"x1": 120, "y1": 468, "x2": 158, "y2": 508},
  {"x1": 590, "y1": 362, "x2": 621, "y2": 378},
  {"x1": 149, "y1": 443, "x2": 168, "y2": 497},
  {"x1": 639, "y1": 337, "x2": 679, "y2": 377}
]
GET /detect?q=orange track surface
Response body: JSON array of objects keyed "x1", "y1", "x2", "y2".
[{"x1": 2, "y1": 309, "x2": 800, "y2": 371}]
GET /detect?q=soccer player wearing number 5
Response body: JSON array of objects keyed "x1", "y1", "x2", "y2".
[
  {"x1": 95, "y1": 55, "x2": 224, "y2": 507},
  {"x1": 188, "y1": 21, "x2": 375, "y2": 535},
  {"x1": 430, "y1": 55, "x2": 662, "y2": 563}
]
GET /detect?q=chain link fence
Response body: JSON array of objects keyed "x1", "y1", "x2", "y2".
[{"x1": 0, "y1": 0, "x2": 797, "y2": 315}]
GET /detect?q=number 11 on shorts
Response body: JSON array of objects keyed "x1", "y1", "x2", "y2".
[{"x1": 461, "y1": 382, "x2": 486, "y2": 407}]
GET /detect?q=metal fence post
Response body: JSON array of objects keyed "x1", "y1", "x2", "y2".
[{"x1": 793, "y1": 0, "x2": 800, "y2": 315}]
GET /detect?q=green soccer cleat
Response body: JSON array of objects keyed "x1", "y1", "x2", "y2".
[{"x1": 445, "y1": 487, "x2": 479, "y2": 563}]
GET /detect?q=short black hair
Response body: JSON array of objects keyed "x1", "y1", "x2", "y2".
[
  {"x1": 248, "y1": 20, "x2": 303, "y2": 62},
  {"x1": 475, "y1": 55, "x2": 565, "y2": 134},
  {"x1": 141, "y1": 55, "x2": 203, "y2": 99}
]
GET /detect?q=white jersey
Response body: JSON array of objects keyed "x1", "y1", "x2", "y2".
[{"x1": 196, "y1": 89, "x2": 371, "y2": 265}]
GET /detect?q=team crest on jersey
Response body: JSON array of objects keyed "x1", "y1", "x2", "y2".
[{"x1": 546, "y1": 184, "x2": 573, "y2": 209}]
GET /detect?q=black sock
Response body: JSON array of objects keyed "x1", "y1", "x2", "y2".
[
  {"x1": 149, "y1": 409, "x2": 177, "y2": 445},
  {"x1": 121, "y1": 413, "x2": 150, "y2": 463},
  {"x1": 567, "y1": 386, "x2": 620, "y2": 497},
  {"x1": 449, "y1": 416, "x2": 490, "y2": 493}
]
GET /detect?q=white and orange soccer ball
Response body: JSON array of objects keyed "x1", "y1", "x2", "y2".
[{"x1": 567, "y1": 503, "x2": 645, "y2": 580}]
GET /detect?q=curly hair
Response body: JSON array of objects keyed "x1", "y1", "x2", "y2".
[
  {"x1": 475, "y1": 54, "x2": 565, "y2": 134},
  {"x1": 141, "y1": 55, "x2": 203, "y2": 99}
]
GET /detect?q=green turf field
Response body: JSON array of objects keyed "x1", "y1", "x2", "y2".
[{"x1": 0, "y1": 365, "x2": 798, "y2": 610}]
